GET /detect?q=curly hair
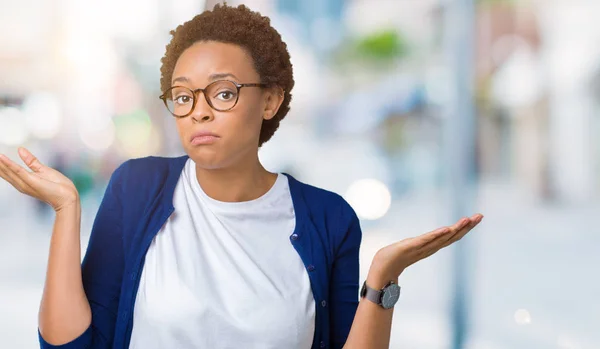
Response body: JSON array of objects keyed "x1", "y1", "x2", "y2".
[{"x1": 160, "y1": 3, "x2": 294, "y2": 147}]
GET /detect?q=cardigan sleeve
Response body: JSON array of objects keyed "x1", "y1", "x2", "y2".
[
  {"x1": 38, "y1": 161, "x2": 129, "y2": 349},
  {"x1": 329, "y1": 201, "x2": 363, "y2": 349}
]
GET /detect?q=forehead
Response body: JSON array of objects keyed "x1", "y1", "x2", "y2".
[{"x1": 172, "y1": 41, "x2": 258, "y2": 85}]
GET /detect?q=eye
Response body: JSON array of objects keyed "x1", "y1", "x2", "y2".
[
  {"x1": 174, "y1": 95, "x2": 193, "y2": 105},
  {"x1": 215, "y1": 90, "x2": 237, "y2": 101}
]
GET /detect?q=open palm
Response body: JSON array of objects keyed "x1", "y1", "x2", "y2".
[
  {"x1": 371, "y1": 214, "x2": 484, "y2": 280},
  {"x1": 0, "y1": 147, "x2": 79, "y2": 212}
]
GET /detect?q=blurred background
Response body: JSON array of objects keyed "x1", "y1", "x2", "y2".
[{"x1": 1, "y1": 0, "x2": 598, "y2": 348}]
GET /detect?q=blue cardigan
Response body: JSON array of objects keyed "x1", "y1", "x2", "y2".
[{"x1": 38, "y1": 155, "x2": 362, "y2": 349}]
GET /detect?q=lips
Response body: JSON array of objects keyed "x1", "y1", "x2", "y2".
[
  {"x1": 190, "y1": 131, "x2": 219, "y2": 141},
  {"x1": 190, "y1": 130, "x2": 220, "y2": 145}
]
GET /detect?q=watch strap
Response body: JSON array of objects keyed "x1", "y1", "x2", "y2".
[{"x1": 361, "y1": 280, "x2": 383, "y2": 305}]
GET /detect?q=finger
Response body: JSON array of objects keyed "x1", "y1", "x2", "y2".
[
  {"x1": 452, "y1": 216, "x2": 472, "y2": 232},
  {"x1": 444, "y1": 216, "x2": 477, "y2": 240},
  {"x1": 0, "y1": 160, "x2": 27, "y2": 193},
  {"x1": 393, "y1": 215, "x2": 483, "y2": 265},
  {"x1": 417, "y1": 217, "x2": 470, "y2": 253},
  {"x1": 0, "y1": 155, "x2": 37, "y2": 194},
  {"x1": 415, "y1": 226, "x2": 453, "y2": 248},
  {"x1": 433, "y1": 215, "x2": 483, "y2": 254},
  {"x1": 18, "y1": 147, "x2": 45, "y2": 173},
  {"x1": 443, "y1": 214, "x2": 483, "y2": 247},
  {"x1": 385, "y1": 227, "x2": 451, "y2": 264},
  {"x1": 416, "y1": 215, "x2": 482, "y2": 258},
  {"x1": 446, "y1": 214, "x2": 482, "y2": 238},
  {"x1": 0, "y1": 159, "x2": 11, "y2": 182},
  {"x1": 415, "y1": 226, "x2": 474, "y2": 262}
]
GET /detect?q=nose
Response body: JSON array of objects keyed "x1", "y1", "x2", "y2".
[{"x1": 190, "y1": 91, "x2": 214, "y2": 123}]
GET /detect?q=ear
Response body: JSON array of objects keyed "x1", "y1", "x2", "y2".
[{"x1": 262, "y1": 86, "x2": 285, "y2": 121}]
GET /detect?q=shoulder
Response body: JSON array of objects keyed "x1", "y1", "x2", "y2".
[
  {"x1": 106, "y1": 155, "x2": 188, "y2": 211},
  {"x1": 287, "y1": 174, "x2": 357, "y2": 219},
  {"x1": 296, "y1": 179, "x2": 356, "y2": 219},
  {"x1": 286, "y1": 174, "x2": 361, "y2": 252},
  {"x1": 114, "y1": 155, "x2": 186, "y2": 178},
  {"x1": 110, "y1": 155, "x2": 188, "y2": 187}
]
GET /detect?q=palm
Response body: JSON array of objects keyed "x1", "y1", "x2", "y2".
[
  {"x1": 373, "y1": 214, "x2": 483, "y2": 278},
  {"x1": 0, "y1": 148, "x2": 79, "y2": 212},
  {"x1": 32, "y1": 164, "x2": 76, "y2": 192}
]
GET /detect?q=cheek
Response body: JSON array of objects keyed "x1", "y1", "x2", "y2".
[
  {"x1": 228, "y1": 108, "x2": 263, "y2": 138},
  {"x1": 175, "y1": 121, "x2": 185, "y2": 137},
  {"x1": 175, "y1": 120, "x2": 192, "y2": 146}
]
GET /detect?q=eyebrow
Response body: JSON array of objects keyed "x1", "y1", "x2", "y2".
[
  {"x1": 171, "y1": 73, "x2": 240, "y2": 86},
  {"x1": 171, "y1": 76, "x2": 191, "y2": 85},
  {"x1": 208, "y1": 72, "x2": 240, "y2": 81}
]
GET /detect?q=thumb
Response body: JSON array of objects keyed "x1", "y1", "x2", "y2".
[{"x1": 18, "y1": 147, "x2": 44, "y2": 173}]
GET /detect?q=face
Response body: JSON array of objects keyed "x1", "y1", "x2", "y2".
[{"x1": 170, "y1": 41, "x2": 282, "y2": 170}]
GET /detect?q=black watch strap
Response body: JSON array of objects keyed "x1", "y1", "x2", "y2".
[
  {"x1": 360, "y1": 280, "x2": 401, "y2": 309},
  {"x1": 360, "y1": 280, "x2": 383, "y2": 305}
]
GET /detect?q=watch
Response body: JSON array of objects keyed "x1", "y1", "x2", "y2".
[{"x1": 360, "y1": 280, "x2": 401, "y2": 309}]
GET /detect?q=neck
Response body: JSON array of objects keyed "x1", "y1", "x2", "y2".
[{"x1": 194, "y1": 154, "x2": 277, "y2": 203}]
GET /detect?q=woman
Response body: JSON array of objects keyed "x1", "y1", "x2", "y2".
[{"x1": 0, "y1": 4, "x2": 483, "y2": 349}]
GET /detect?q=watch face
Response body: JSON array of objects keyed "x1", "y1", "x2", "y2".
[{"x1": 381, "y1": 283, "x2": 401, "y2": 309}]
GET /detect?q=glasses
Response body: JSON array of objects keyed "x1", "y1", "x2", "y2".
[{"x1": 159, "y1": 80, "x2": 269, "y2": 118}]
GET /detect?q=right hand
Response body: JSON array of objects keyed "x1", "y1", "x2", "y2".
[{"x1": 0, "y1": 147, "x2": 79, "y2": 212}]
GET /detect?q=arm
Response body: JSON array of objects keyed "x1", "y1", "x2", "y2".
[
  {"x1": 342, "y1": 212, "x2": 484, "y2": 349},
  {"x1": 38, "y1": 161, "x2": 129, "y2": 348},
  {"x1": 342, "y1": 267, "x2": 397, "y2": 349},
  {"x1": 328, "y1": 202, "x2": 362, "y2": 349},
  {"x1": 329, "y1": 204, "x2": 395, "y2": 349},
  {"x1": 37, "y1": 201, "x2": 91, "y2": 346}
]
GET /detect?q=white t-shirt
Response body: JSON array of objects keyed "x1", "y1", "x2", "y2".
[{"x1": 128, "y1": 159, "x2": 316, "y2": 349}]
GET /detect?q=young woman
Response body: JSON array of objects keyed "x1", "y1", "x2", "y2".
[{"x1": 0, "y1": 4, "x2": 483, "y2": 349}]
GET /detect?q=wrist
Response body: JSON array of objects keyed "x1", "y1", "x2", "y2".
[
  {"x1": 365, "y1": 270, "x2": 399, "y2": 290},
  {"x1": 55, "y1": 198, "x2": 81, "y2": 215},
  {"x1": 362, "y1": 273, "x2": 402, "y2": 310},
  {"x1": 366, "y1": 258, "x2": 401, "y2": 289}
]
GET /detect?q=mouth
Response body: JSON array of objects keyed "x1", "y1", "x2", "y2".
[{"x1": 190, "y1": 131, "x2": 220, "y2": 145}]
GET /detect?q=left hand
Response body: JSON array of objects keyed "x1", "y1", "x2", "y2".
[{"x1": 367, "y1": 213, "x2": 484, "y2": 287}]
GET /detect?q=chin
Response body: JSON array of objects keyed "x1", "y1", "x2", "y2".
[{"x1": 186, "y1": 149, "x2": 228, "y2": 170}]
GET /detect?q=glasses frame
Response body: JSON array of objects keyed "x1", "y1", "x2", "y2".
[{"x1": 159, "y1": 79, "x2": 270, "y2": 118}]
